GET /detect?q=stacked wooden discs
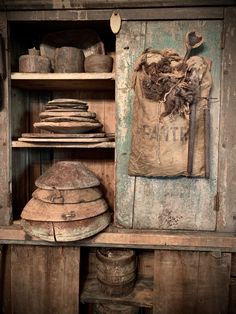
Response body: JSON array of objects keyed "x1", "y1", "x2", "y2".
[
  {"x1": 21, "y1": 161, "x2": 110, "y2": 242},
  {"x1": 96, "y1": 248, "x2": 137, "y2": 297},
  {"x1": 34, "y1": 98, "x2": 102, "y2": 133}
]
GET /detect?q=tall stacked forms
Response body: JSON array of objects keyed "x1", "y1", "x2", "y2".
[{"x1": 21, "y1": 161, "x2": 110, "y2": 242}]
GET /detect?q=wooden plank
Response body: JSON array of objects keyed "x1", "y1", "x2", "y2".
[
  {"x1": 18, "y1": 137, "x2": 113, "y2": 143},
  {"x1": 0, "y1": 245, "x2": 2, "y2": 307},
  {"x1": 2, "y1": 227, "x2": 236, "y2": 252},
  {"x1": 0, "y1": 12, "x2": 11, "y2": 225},
  {"x1": 21, "y1": 132, "x2": 109, "y2": 138},
  {"x1": 153, "y1": 250, "x2": 231, "y2": 313},
  {"x1": 115, "y1": 21, "x2": 146, "y2": 228},
  {"x1": 231, "y1": 253, "x2": 236, "y2": 276},
  {"x1": 11, "y1": 88, "x2": 29, "y2": 139},
  {"x1": 229, "y1": 278, "x2": 236, "y2": 314},
  {"x1": 6, "y1": 7, "x2": 224, "y2": 21},
  {"x1": 80, "y1": 276, "x2": 153, "y2": 308},
  {"x1": 116, "y1": 21, "x2": 222, "y2": 230},
  {"x1": 217, "y1": 8, "x2": 236, "y2": 232},
  {"x1": 12, "y1": 141, "x2": 115, "y2": 148},
  {"x1": 10, "y1": 245, "x2": 80, "y2": 314},
  {"x1": 137, "y1": 250, "x2": 154, "y2": 278},
  {"x1": 11, "y1": 72, "x2": 115, "y2": 91},
  {"x1": 1, "y1": 0, "x2": 234, "y2": 11},
  {"x1": 12, "y1": 149, "x2": 30, "y2": 219},
  {"x1": 11, "y1": 88, "x2": 31, "y2": 220},
  {"x1": 195, "y1": 252, "x2": 231, "y2": 313},
  {"x1": 2, "y1": 245, "x2": 12, "y2": 314}
]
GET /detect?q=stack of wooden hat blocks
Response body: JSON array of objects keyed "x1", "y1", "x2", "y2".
[
  {"x1": 34, "y1": 98, "x2": 102, "y2": 133},
  {"x1": 21, "y1": 161, "x2": 110, "y2": 242}
]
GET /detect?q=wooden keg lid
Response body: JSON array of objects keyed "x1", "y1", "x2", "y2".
[{"x1": 35, "y1": 161, "x2": 100, "y2": 190}]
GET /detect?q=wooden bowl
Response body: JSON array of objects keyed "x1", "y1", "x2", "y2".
[{"x1": 84, "y1": 54, "x2": 113, "y2": 73}]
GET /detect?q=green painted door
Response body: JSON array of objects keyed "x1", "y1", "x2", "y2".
[{"x1": 115, "y1": 20, "x2": 222, "y2": 230}]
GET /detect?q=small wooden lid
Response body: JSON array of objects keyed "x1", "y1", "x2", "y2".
[{"x1": 35, "y1": 161, "x2": 100, "y2": 190}]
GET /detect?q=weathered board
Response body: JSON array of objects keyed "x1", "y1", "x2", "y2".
[
  {"x1": 0, "y1": 12, "x2": 11, "y2": 225},
  {"x1": 0, "y1": 0, "x2": 234, "y2": 11},
  {"x1": 10, "y1": 245, "x2": 80, "y2": 314},
  {"x1": 217, "y1": 7, "x2": 236, "y2": 232},
  {"x1": 116, "y1": 20, "x2": 222, "y2": 230},
  {"x1": 153, "y1": 250, "x2": 231, "y2": 314}
]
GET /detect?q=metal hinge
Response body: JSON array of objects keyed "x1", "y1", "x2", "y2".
[{"x1": 214, "y1": 192, "x2": 220, "y2": 212}]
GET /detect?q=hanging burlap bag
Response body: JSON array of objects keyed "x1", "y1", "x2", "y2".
[{"x1": 128, "y1": 49, "x2": 212, "y2": 177}]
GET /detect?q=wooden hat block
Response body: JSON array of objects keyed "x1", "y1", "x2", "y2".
[
  {"x1": 35, "y1": 161, "x2": 100, "y2": 190},
  {"x1": 21, "y1": 161, "x2": 110, "y2": 242}
]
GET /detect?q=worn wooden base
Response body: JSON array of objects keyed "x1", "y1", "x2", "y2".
[{"x1": 80, "y1": 276, "x2": 153, "y2": 308}]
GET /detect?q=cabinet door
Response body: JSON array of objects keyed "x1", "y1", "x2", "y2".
[{"x1": 115, "y1": 20, "x2": 222, "y2": 230}]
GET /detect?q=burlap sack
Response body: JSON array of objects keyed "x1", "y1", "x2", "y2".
[{"x1": 128, "y1": 49, "x2": 212, "y2": 177}]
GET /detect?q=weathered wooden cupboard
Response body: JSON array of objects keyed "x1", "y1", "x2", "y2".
[{"x1": 0, "y1": 1, "x2": 236, "y2": 313}]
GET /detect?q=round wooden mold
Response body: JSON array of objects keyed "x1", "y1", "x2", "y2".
[
  {"x1": 33, "y1": 121, "x2": 102, "y2": 133},
  {"x1": 84, "y1": 54, "x2": 113, "y2": 73},
  {"x1": 47, "y1": 98, "x2": 87, "y2": 106},
  {"x1": 35, "y1": 161, "x2": 100, "y2": 190},
  {"x1": 32, "y1": 187, "x2": 102, "y2": 204},
  {"x1": 21, "y1": 211, "x2": 111, "y2": 242},
  {"x1": 96, "y1": 248, "x2": 137, "y2": 297},
  {"x1": 39, "y1": 111, "x2": 96, "y2": 119},
  {"x1": 21, "y1": 198, "x2": 108, "y2": 222},
  {"x1": 40, "y1": 117, "x2": 97, "y2": 123}
]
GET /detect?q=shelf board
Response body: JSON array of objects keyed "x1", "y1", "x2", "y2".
[
  {"x1": 80, "y1": 276, "x2": 153, "y2": 308},
  {"x1": 12, "y1": 140, "x2": 115, "y2": 148},
  {"x1": 11, "y1": 72, "x2": 115, "y2": 90},
  {"x1": 1, "y1": 224, "x2": 236, "y2": 252}
]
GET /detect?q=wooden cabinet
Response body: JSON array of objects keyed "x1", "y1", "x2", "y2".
[{"x1": 0, "y1": 3, "x2": 236, "y2": 314}]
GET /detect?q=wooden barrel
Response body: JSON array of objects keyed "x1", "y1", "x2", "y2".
[
  {"x1": 96, "y1": 248, "x2": 137, "y2": 296},
  {"x1": 54, "y1": 46, "x2": 84, "y2": 73},
  {"x1": 94, "y1": 303, "x2": 139, "y2": 314}
]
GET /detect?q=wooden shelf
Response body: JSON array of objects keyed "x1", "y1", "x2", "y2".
[
  {"x1": 1, "y1": 224, "x2": 236, "y2": 252},
  {"x1": 12, "y1": 140, "x2": 115, "y2": 148},
  {"x1": 80, "y1": 276, "x2": 153, "y2": 308},
  {"x1": 11, "y1": 72, "x2": 115, "y2": 90}
]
